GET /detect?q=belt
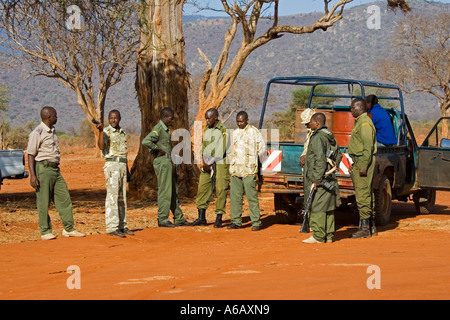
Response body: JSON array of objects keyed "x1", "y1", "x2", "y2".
[
  {"x1": 37, "y1": 160, "x2": 59, "y2": 168},
  {"x1": 105, "y1": 157, "x2": 127, "y2": 163}
]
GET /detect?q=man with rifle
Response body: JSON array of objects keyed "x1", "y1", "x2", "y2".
[{"x1": 302, "y1": 113, "x2": 341, "y2": 244}]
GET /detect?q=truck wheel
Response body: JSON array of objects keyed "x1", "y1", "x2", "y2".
[
  {"x1": 274, "y1": 193, "x2": 299, "y2": 224},
  {"x1": 374, "y1": 175, "x2": 392, "y2": 226},
  {"x1": 413, "y1": 189, "x2": 436, "y2": 214}
]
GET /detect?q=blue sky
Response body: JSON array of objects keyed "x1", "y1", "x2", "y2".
[{"x1": 184, "y1": 0, "x2": 450, "y2": 16}]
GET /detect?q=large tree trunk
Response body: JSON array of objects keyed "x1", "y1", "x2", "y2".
[{"x1": 129, "y1": 0, "x2": 197, "y2": 200}]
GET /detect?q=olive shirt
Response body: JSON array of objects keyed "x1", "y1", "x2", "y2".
[
  {"x1": 141, "y1": 120, "x2": 172, "y2": 156},
  {"x1": 201, "y1": 121, "x2": 229, "y2": 165},
  {"x1": 196, "y1": 121, "x2": 230, "y2": 214},
  {"x1": 348, "y1": 112, "x2": 377, "y2": 169}
]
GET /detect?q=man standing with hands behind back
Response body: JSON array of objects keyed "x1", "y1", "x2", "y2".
[
  {"x1": 27, "y1": 106, "x2": 85, "y2": 240},
  {"x1": 193, "y1": 108, "x2": 230, "y2": 228},
  {"x1": 142, "y1": 107, "x2": 192, "y2": 228},
  {"x1": 96, "y1": 109, "x2": 133, "y2": 238},
  {"x1": 348, "y1": 98, "x2": 377, "y2": 238}
]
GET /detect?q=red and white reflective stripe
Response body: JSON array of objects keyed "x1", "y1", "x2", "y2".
[
  {"x1": 262, "y1": 150, "x2": 282, "y2": 172},
  {"x1": 339, "y1": 153, "x2": 353, "y2": 175}
]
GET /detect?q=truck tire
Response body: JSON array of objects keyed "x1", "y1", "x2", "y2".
[
  {"x1": 274, "y1": 193, "x2": 299, "y2": 224},
  {"x1": 374, "y1": 175, "x2": 392, "y2": 226},
  {"x1": 413, "y1": 189, "x2": 436, "y2": 214}
]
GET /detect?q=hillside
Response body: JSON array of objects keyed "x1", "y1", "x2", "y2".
[{"x1": 0, "y1": 0, "x2": 447, "y2": 133}]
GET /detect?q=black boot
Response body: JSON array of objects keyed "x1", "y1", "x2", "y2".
[
  {"x1": 351, "y1": 219, "x2": 371, "y2": 238},
  {"x1": 214, "y1": 214, "x2": 223, "y2": 228},
  {"x1": 370, "y1": 217, "x2": 378, "y2": 236},
  {"x1": 192, "y1": 209, "x2": 207, "y2": 226}
]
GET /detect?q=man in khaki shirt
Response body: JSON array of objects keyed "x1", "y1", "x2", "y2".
[{"x1": 27, "y1": 106, "x2": 85, "y2": 240}]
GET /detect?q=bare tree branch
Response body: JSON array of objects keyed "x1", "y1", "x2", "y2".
[
  {"x1": 0, "y1": 0, "x2": 142, "y2": 145},
  {"x1": 375, "y1": 11, "x2": 449, "y2": 136}
]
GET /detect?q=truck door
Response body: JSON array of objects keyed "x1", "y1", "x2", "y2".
[{"x1": 417, "y1": 117, "x2": 450, "y2": 190}]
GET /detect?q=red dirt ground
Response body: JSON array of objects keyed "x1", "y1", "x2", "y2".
[{"x1": 0, "y1": 151, "x2": 449, "y2": 301}]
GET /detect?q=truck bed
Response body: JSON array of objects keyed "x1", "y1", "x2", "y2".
[{"x1": 260, "y1": 141, "x2": 409, "y2": 199}]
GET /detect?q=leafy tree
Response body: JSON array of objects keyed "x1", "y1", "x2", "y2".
[{"x1": 0, "y1": 84, "x2": 9, "y2": 113}]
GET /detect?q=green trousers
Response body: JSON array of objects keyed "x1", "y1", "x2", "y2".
[
  {"x1": 353, "y1": 155, "x2": 375, "y2": 219},
  {"x1": 35, "y1": 161, "x2": 74, "y2": 235},
  {"x1": 195, "y1": 163, "x2": 229, "y2": 214},
  {"x1": 104, "y1": 162, "x2": 127, "y2": 233},
  {"x1": 310, "y1": 210, "x2": 335, "y2": 242},
  {"x1": 153, "y1": 156, "x2": 186, "y2": 224},
  {"x1": 230, "y1": 174, "x2": 261, "y2": 227}
]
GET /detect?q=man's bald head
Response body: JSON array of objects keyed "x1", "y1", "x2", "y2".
[
  {"x1": 350, "y1": 99, "x2": 367, "y2": 118},
  {"x1": 205, "y1": 108, "x2": 219, "y2": 118},
  {"x1": 40, "y1": 106, "x2": 56, "y2": 120},
  {"x1": 311, "y1": 112, "x2": 326, "y2": 126},
  {"x1": 205, "y1": 108, "x2": 219, "y2": 128},
  {"x1": 40, "y1": 106, "x2": 57, "y2": 126}
]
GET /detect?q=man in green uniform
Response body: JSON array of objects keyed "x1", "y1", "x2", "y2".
[
  {"x1": 27, "y1": 106, "x2": 85, "y2": 240},
  {"x1": 193, "y1": 108, "x2": 230, "y2": 228},
  {"x1": 302, "y1": 113, "x2": 341, "y2": 243},
  {"x1": 348, "y1": 98, "x2": 377, "y2": 238},
  {"x1": 142, "y1": 107, "x2": 192, "y2": 228},
  {"x1": 96, "y1": 110, "x2": 133, "y2": 238}
]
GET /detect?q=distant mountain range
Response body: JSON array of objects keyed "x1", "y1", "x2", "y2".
[{"x1": 0, "y1": 0, "x2": 447, "y2": 133}]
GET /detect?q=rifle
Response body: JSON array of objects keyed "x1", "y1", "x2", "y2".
[
  {"x1": 210, "y1": 162, "x2": 216, "y2": 201},
  {"x1": 173, "y1": 155, "x2": 181, "y2": 183},
  {"x1": 299, "y1": 184, "x2": 317, "y2": 233}
]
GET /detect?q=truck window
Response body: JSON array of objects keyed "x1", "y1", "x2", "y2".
[{"x1": 422, "y1": 118, "x2": 450, "y2": 148}]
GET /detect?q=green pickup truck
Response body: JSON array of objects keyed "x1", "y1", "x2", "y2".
[{"x1": 258, "y1": 76, "x2": 450, "y2": 225}]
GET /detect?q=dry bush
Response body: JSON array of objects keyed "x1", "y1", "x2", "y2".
[{"x1": 58, "y1": 132, "x2": 140, "y2": 156}]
